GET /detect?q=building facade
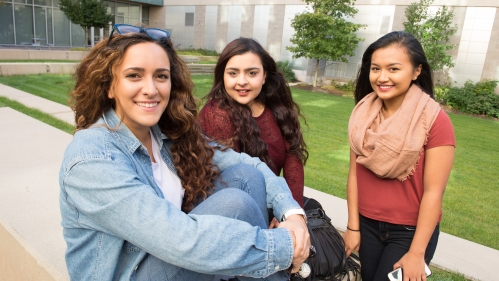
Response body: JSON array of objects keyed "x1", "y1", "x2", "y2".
[{"x1": 1, "y1": 0, "x2": 498, "y2": 86}]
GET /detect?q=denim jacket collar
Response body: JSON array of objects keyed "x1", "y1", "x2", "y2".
[{"x1": 100, "y1": 108, "x2": 169, "y2": 154}]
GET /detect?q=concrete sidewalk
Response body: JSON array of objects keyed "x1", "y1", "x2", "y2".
[{"x1": 1, "y1": 83, "x2": 498, "y2": 281}]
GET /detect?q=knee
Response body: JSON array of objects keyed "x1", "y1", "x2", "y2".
[
  {"x1": 214, "y1": 188, "x2": 258, "y2": 212},
  {"x1": 221, "y1": 164, "x2": 265, "y2": 187},
  {"x1": 209, "y1": 189, "x2": 265, "y2": 225}
]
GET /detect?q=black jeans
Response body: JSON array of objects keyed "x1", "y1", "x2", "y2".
[{"x1": 358, "y1": 214, "x2": 439, "y2": 281}]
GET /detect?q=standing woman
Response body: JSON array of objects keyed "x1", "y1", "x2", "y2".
[
  {"x1": 60, "y1": 27, "x2": 310, "y2": 281},
  {"x1": 343, "y1": 31, "x2": 455, "y2": 281},
  {"x1": 199, "y1": 37, "x2": 308, "y2": 206}
]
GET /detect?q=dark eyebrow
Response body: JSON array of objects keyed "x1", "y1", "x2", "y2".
[
  {"x1": 124, "y1": 67, "x2": 145, "y2": 72},
  {"x1": 123, "y1": 67, "x2": 170, "y2": 72},
  {"x1": 225, "y1": 67, "x2": 261, "y2": 71},
  {"x1": 371, "y1": 62, "x2": 402, "y2": 66}
]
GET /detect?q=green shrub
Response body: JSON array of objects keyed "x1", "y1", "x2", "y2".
[
  {"x1": 331, "y1": 80, "x2": 355, "y2": 91},
  {"x1": 445, "y1": 79, "x2": 499, "y2": 118},
  {"x1": 435, "y1": 83, "x2": 451, "y2": 104},
  {"x1": 69, "y1": 47, "x2": 90, "y2": 51},
  {"x1": 177, "y1": 48, "x2": 219, "y2": 56},
  {"x1": 276, "y1": 60, "x2": 296, "y2": 82}
]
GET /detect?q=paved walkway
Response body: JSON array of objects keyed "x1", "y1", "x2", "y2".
[{"x1": 1, "y1": 83, "x2": 498, "y2": 281}]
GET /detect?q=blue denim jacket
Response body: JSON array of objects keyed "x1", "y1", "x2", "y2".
[{"x1": 59, "y1": 109, "x2": 299, "y2": 281}]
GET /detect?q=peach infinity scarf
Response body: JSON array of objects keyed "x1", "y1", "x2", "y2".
[{"x1": 348, "y1": 84, "x2": 441, "y2": 181}]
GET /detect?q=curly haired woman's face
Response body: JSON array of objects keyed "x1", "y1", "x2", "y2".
[
  {"x1": 223, "y1": 52, "x2": 266, "y2": 112},
  {"x1": 109, "y1": 42, "x2": 171, "y2": 139},
  {"x1": 369, "y1": 44, "x2": 421, "y2": 108}
]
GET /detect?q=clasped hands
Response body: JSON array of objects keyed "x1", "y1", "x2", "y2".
[{"x1": 277, "y1": 214, "x2": 310, "y2": 273}]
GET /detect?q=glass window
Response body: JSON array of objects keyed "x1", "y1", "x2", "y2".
[
  {"x1": 116, "y1": 2, "x2": 128, "y2": 24},
  {"x1": 141, "y1": 6, "x2": 149, "y2": 27},
  {"x1": 104, "y1": 1, "x2": 115, "y2": 17},
  {"x1": 53, "y1": 8, "x2": 70, "y2": 46},
  {"x1": 0, "y1": 3, "x2": 15, "y2": 44},
  {"x1": 71, "y1": 21, "x2": 84, "y2": 46},
  {"x1": 14, "y1": 4, "x2": 34, "y2": 44},
  {"x1": 47, "y1": 7, "x2": 53, "y2": 44},
  {"x1": 185, "y1": 12, "x2": 194, "y2": 26},
  {"x1": 13, "y1": 0, "x2": 25, "y2": 4},
  {"x1": 34, "y1": 6, "x2": 47, "y2": 44},
  {"x1": 130, "y1": 4, "x2": 139, "y2": 26},
  {"x1": 34, "y1": 0, "x2": 51, "y2": 6},
  {"x1": 52, "y1": 0, "x2": 59, "y2": 6}
]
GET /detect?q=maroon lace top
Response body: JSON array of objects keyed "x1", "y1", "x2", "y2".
[{"x1": 199, "y1": 99, "x2": 304, "y2": 206}]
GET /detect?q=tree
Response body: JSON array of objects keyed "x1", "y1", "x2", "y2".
[
  {"x1": 403, "y1": 0, "x2": 457, "y2": 72},
  {"x1": 59, "y1": 0, "x2": 113, "y2": 46},
  {"x1": 287, "y1": 0, "x2": 365, "y2": 87}
]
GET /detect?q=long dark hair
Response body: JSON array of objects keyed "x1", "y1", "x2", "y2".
[
  {"x1": 354, "y1": 31, "x2": 434, "y2": 104},
  {"x1": 71, "y1": 33, "x2": 219, "y2": 212},
  {"x1": 205, "y1": 37, "x2": 308, "y2": 166}
]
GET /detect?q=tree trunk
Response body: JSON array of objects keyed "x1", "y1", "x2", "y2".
[
  {"x1": 84, "y1": 28, "x2": 88, "y2": 47},
  {"x1": 313, "y1": 59, "x2": 319, "y2": 87}
]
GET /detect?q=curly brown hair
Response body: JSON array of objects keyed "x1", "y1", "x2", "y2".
[
  {"x1": 70, "y1": 32, "x2": 219, "y2": 212},
  {"x1": 205, "y1": 37, "x2": 308, "y2": 167}
]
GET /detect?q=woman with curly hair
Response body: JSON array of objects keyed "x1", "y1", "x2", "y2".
[
  {"x1": 199, "y1": 37, "x2": 308, "y2": 207},
  {"x1": 59, "y1": 25, "x2": 310, "y2": 281}
]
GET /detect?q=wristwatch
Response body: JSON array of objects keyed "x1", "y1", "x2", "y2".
[{"x1": 281, "y1": 208, "x2": 307, "y2": 224}]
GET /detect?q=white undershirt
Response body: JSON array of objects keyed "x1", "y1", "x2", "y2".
[{"x1": 150, "y1": 130, "x2": 184, "y2": 210}]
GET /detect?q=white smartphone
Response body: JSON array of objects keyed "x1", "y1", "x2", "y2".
[{"x1": 388, "y1": 264, "x2": 432, "y2": 281}]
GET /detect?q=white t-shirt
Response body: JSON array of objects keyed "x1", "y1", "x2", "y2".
[{"x1": 150, "y1": 130, "x2": 184, "y2": 210}]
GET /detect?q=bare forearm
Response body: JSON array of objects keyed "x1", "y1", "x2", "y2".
[{"x1": 409, "y1": 190, "x2": 443, "y2": 256}]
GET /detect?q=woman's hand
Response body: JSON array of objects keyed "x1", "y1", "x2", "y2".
[
  {"x1": 393, "y1": 251, "x2": 427, "y2": 281},
  {"x1": 278, "y1": 214, "x2": 310, "y2": 273},
  {"x1": 268, "y1": 217, "x2": 279, "y2": 229},
  {"x1": 343, "y1": 228, "x2": 360, "y2": 257}
]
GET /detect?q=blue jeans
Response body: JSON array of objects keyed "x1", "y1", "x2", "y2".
[
  {"x1": 133, "y1": 164, "x2": 289, "y2": 281},
  {"x1": 358, "y1": 214, "x2": 439, "y2": 281}
]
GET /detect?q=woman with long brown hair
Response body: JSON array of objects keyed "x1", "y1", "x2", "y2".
[
  {"x1": 199, "y1": 37, "x2": 308, "y2": 206},
  {"x1": 59, "y1": 25, "x2": 309, "y2": 281}
]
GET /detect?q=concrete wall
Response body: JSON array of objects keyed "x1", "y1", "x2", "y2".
[
  {"x1": 0, "y1": 62, "x2": 215, "y2": 76},
  {"x1": 0, "y1": 50, "x2": 88, "y2": 61},
  {"x1": 0, "y1": 63, "x2": 78, "y2": 76},
  {"x1": 162, "y1": 0, "x2": 498, "y2": 7}
]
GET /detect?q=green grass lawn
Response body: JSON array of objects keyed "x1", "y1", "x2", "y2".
[
  {"x1": 0, "y1": 96, "x2": 74, "y2": 134},
  {"x1": 1, "y1": 74, "x2": 498, "y2": 253}
]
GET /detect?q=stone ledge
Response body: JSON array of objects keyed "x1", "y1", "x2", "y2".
[
  {"x1": 0, "y1": 218, "x2": 66, "y2": 281},
  {"x1": 0, "y1": 62, "x2": 215, "y2": 76}
]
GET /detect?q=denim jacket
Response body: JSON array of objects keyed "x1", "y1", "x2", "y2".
[{"x1": 59, "y1": 109, "x2": 299, "y2": 281}]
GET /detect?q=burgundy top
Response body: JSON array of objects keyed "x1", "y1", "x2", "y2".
[
  {"x1": 199, "y1": 99, "x2": 304, "y2": 206},
  {"x1": 357, "y1": 110, "x2": 456, "y2": 225}
]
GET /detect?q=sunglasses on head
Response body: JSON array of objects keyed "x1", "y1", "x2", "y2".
[{"x1": 107, "y1": 24, "x2": 170, "y2": 45}]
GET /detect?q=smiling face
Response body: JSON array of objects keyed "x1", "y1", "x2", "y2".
[
  {"x1": 369, "y1": 44, "x2": 422, "y2": 108},
  {"x1": 223, "y1": 52, "x2": 266, "y2": 111},
  {"x1": 109, "y1": 42, "x2": 171, "y2": 139}
]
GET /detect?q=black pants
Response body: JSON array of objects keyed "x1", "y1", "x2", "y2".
[{"x1": 358, "y1": 214, "x2": 439, "y2": 281}]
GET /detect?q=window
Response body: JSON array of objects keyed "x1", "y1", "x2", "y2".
[
  {"x1": 142, "y1": 6, "x2": 149, "y2": 26},
  {"x1": 185, "y1": 12, "x2": 194, "y2": 26}
]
